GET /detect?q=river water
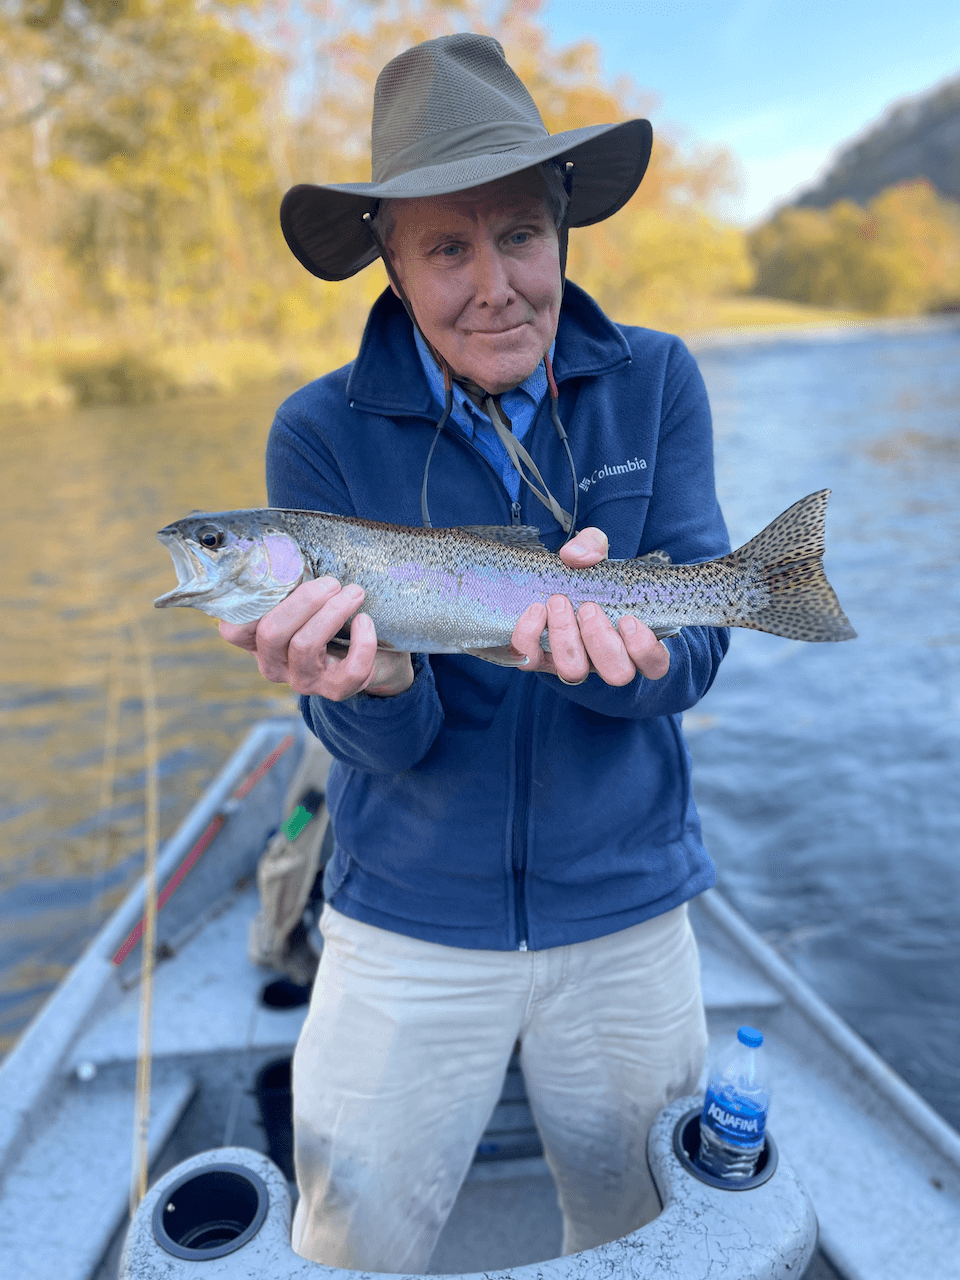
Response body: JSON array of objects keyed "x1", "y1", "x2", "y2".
[{"x1": 2, "y1": 321, "x2": 959, "y2": 1132}]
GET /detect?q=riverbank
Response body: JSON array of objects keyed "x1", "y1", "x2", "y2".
[
  {"x1": 0, "y1": 295, "x2": 872, "y2": 414},
  {"x1": 685, "y1": 309, "x2": 960, "y2": 353}
]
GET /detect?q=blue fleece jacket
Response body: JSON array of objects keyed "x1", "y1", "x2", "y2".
[{"x1": 266, "y1": 282, "x2": 730, "y2": 951}]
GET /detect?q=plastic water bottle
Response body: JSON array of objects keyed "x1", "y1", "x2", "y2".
[{"x1": 697, "y1": 1025, "x2": 770, "y2": 1180}]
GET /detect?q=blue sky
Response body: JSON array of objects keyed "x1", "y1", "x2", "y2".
[{"x1": 543, "y1": 0, "x2": 960, "y2": 223}]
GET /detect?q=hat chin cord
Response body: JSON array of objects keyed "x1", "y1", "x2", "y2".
[{"x1": 362, "y1": 166, "x2": 579, "y2": 542}]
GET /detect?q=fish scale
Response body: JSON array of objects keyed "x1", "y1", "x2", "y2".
[{"x1": 154, "y1": 490, "x2": 856, "y2": 662}]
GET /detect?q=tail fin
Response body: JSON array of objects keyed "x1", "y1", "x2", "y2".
[{"x1": 731, "y1": 490, "x2": 856, "y2": 642}]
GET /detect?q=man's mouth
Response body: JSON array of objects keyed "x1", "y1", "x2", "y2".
[{"x1": 471, "y1": 322, "x2": 528, "y2": 336}]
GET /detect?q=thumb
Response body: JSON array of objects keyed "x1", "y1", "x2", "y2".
[{"x1": 559, "y1": 526, "x2": 609, "y2": 568}]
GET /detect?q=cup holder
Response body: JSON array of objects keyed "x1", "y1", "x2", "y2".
[
  {"x1": 152, "y1": 1163, "x2": 269, "y2": 1260},
  {"x1": 673, "y1": 1107, "x2": 778, "y2": 1191}
]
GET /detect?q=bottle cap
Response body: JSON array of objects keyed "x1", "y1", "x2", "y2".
[{"x1": 737, "y1": 1025, "x2": 763, "y2": 1048}]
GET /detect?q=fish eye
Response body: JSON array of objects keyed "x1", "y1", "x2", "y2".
[{"x1": 196, "y1": 526, "x2": 225, "y2": 550}]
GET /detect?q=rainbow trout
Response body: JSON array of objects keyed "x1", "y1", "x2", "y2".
[{"x1": 154, "y1": 489, "x2": 855, "y2": 664}]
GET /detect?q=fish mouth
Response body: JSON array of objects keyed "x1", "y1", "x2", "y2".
[{"x1": 154, "y1": 534, "x2": 220, "y2": 609}]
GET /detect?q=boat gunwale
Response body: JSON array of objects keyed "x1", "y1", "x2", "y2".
[
  {"x1": 0, "y1": 718, "x2": 303, "y2": 1185},
  {"x1": 696, "y1": 889, "x2": 960, "y2": 1173}
]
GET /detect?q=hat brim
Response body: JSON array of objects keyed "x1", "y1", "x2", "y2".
[{"x1": 281, "y1": 119, "x2": 652, "y2": 282}]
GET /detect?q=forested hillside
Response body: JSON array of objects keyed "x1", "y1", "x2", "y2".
[
  {"x1": 748, "y1": 74, "x2": 960, "y2": 316},
  {"x1": 750, "y1": 180, "x2": 960, "y2": 315},
  {"x1": 795, "y1": 75, "x2": 960, "y2": 208},
  {"x1": 0, "y1": 0, "x2": 755, "y2": 409}
]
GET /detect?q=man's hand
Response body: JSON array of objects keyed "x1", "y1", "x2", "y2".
[
  {"x1": 510, "y1": 527, "x2": 671, "y2": 687},
  {"x1": 219, "y1": 578, "x2": 414, "y2": 700}
]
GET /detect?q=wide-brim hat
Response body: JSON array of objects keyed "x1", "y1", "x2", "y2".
[{"x1": 281, "y1": 33, "x2": 653, "y2": 282}]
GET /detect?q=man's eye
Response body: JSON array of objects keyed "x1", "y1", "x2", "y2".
[{"x1": 438, "y1": 244, "x2": 461, "y2": 258}]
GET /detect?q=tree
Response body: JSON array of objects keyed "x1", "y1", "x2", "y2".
[
  {"x1": 0, "y1": 0, "x2": 753, "y2": 397},
  {"x1": 1, "y1": 0, "x2": 285, "y2": 342},
  {"x1": 749, "y1": 180, "x2": 960, "y2": 315}
]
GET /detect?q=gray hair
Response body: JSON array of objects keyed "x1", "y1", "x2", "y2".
[{"x1": 371, "y1": 161, "x2": 569, "y2": 250}]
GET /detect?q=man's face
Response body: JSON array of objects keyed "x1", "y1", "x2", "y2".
[{"x1": 386, "y1": 171, "x2": 562, "y2": 396}]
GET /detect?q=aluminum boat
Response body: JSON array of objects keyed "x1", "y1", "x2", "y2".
[{"x1": 2, "y1": 720, "x2": 958, "y2": 1279}]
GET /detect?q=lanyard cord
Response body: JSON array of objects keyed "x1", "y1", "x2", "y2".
[
  {"x1": 362, "y1": 169, "x2": 579, "y2": 540},
  {"x1": 546, "y1": 349, "x2": 580, "y2": 540},
  {"x1": 483, "y1": 388, "x2": 575, "y2": 533},
  {"x1": 363, "y1": 211, "x2": 454, "y2": 528},
  {"x1": 419, "y1": 385, "x2": 453, "y2": 528}
]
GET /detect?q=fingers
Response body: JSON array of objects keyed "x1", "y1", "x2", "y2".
[
  {"x1": 510, "y1": 602, "x2": 554, "y2": 673},
  {"x1": 618, "y1": 616, "x2": 671, "y2": 680},
  {"x1": 576, "y1": 602, "x2": 636, "y2": 686},
  {"x1": 525, "y1": 528, "x2": 668, "y2": 687},
  {"x1": 283, "y1": 588, "x2": 368, "y2": 692},
  {"x1": 217, "y1": 577, "x2": 414, "y2": 699},
  {"x1": 545, "y1": 595, "x2": 592, "y2": 684},
  {"x1": 254, "y1": 578, "x2": 360, "y2": 684},
  {"x1": 559, "y1": 526, "x2": 609, "y2": 569},
  {"x1": 293, "y1": 607, "x2": 381, "y2": 699},
  {"x1": 511, "y1": 598, "x2": 671, "y2": 688},
  {"x1": 293, "y1": 615, "x2": 412, "y2": 700},
  {"x1": 219, "y1": 618, "x2": 259, "y2": 654},
  {"x1": 361, "y1": 647, "x2": 416, "y2": 698}
]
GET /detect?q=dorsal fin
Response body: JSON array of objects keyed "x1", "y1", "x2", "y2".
[
  {"x1": 636, "y1": 548, "x2": 672, "y2": 566},
  {"x1": 458, "y1": 525, "x2": 548, "y2": 551}
]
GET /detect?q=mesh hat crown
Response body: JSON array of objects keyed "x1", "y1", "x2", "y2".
[{"x1": 281, "y1": 33, "x2": 653, "y2": 282}]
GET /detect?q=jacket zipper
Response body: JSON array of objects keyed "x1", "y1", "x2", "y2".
[
  {"x1": 512, "y1": 679, "x2": 536, "y2": 951},
  {"x1": 438, "y1": 428, "x2": 516, "y2": 525},
  {"x1": 434, "y1": 423, "x2": 534, "y2": 950}
]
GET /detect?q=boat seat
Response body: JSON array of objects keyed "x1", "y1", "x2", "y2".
[{"x1": 119, "y1": 1095, "x2": 817, "y2": 1280}]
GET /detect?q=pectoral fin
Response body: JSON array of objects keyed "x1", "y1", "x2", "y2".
[
  {"x1": 327, "y1": 632, "x2": 399, "y2": 652},
  {"x1": 463, "y1": 645, "x2": 531, "y2": 667}
]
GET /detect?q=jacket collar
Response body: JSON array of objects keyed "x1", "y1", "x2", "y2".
[{"x1": 345, "y1": 281, "x2": 632, "y2": 418}]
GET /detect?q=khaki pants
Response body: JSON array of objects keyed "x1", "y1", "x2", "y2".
[{"x1": 291, "y1": 902, "x2": 707, "y2": 1271}]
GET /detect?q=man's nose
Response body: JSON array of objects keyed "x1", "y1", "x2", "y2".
[{"x1": 471, "y1": 239, "x2": 515, "y2": 309}]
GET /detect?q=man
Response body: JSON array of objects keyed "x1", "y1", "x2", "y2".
[{"x1": 221, "y1": 33, "x2": 730, "y2": 1271}]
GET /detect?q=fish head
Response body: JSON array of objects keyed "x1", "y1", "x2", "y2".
[{"x1": 154, "y1": 510, "x2": 308, "y2": 624}]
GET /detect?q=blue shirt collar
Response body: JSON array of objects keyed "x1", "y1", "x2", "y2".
[{"x1": 412, "y1": 327, "x2": 552, "y2": 437}]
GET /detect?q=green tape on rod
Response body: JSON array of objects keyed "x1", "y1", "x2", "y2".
[{"x1": 281, "y1": 805, "x2": 314, "y2": 841}]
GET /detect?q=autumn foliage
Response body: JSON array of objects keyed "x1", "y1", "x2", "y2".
[
  {"x1": 0, "y1": 0, "x2": 753, "y2": 404},
  {"x1": 1, "y1": 0, "x2": 955, "y2": 409},
  {"x1": 749, "y1": 180, "x2": 960, "y2": 315}
]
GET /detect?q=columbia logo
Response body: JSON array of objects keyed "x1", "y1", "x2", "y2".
[{"x1": 579, "y1": 457, "x2": 647, "y2": 492}]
